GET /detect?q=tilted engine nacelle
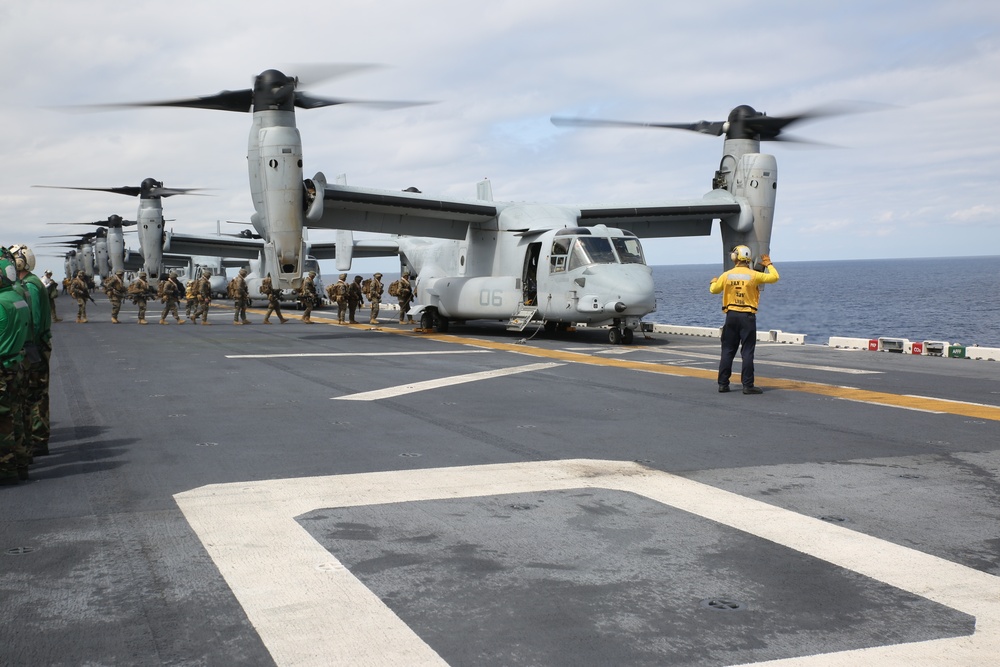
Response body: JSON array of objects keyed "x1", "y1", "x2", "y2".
[{"x1": 718, "y1": 151, "x2": 777, "y2": 270}]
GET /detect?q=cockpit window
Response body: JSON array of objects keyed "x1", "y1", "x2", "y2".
[
  {"x1": 612, "y1": 237, "x2": 646, "y2": 264},
  {"x1": 550, "y1": 238, "x2": 571, "y2": 273},
  {"x1": 568, "y1": 237, "x2": 617, "y2": 271}
]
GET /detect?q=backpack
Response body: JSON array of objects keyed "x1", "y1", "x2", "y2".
[
  {"x1": 362, "y1": 278, "x2": 372, "y2": 300},
  {"x1": 226, "y1": 277, "x2": 239, "y2": 299},
  {"x1": 388, "y1": 279, "x2": 401, "y2": 297}
]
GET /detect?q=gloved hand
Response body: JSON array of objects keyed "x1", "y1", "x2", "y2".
[{"x1": 760, "y1": 254, "x2": 772, "y2": 267}]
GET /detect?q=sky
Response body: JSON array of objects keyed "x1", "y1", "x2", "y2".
[{"x1": 2, "y1": 0, "x2": 999, "y2": 276}]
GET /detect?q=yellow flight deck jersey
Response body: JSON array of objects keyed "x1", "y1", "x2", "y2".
[{"x1": 709, "y1": 264, "x2": 780, "y2": 313}]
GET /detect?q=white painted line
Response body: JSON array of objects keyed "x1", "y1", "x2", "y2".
[
  {"x1": 174, "y1": 459, "x2": 1000, "y2": 666},
  {"x1": 646, "y1": 348, "x2": 881, "y2": 375},
  {"x1": 904, "y1": 394, "x2": 1000, "y2": 410},
  {"x1": 836, "y1": 397, "x2": 945, "y2": 414},
  {"x1": 226, "y1": 350, "x2": 492, "y2": 359},
  {"x1": 333, "y1": 362, "x2": 564, "y2": 401}
]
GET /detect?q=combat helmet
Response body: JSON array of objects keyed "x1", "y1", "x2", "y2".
[{"x1": 339, "y1": 273, "x2": 347, "y2": 280}]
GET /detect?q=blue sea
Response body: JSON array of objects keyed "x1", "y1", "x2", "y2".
[{"x1": 648, "y1": 256, "x2": 1000, "y2": 348}]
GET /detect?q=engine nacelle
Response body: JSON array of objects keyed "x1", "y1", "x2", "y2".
[{"x1": 720, "y1": 152, "x2": 777, "y2": 269}]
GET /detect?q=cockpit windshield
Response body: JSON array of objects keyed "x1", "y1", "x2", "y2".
[
  {"x1": 612, "y1": 237, "x2": 645, "y2": 264},
  {"x1": 568, "y1": 237, "x2": 617, "y2": 271},
  {"x1": 550, "y1": 234, "x2": 647, "y2": 272}
]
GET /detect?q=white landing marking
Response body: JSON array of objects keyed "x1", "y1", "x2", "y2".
[
  {"x1": 647, "y1": 348, "x2": 881, "y2": 375},
  {"x1": 175, "y1": 459, "x2": 1000, "y2": 667},
  {"x1": 564, "y1": 346, "x2": 638, "y2": 355},
  {"x1": 333, "y1": 362, "x2": 563, "y2": 401},
  {"x1": 226, "y1": 350, "x2": 492, "y2": 359},
  {"x1": 836, "y1": 397, "x2": 945, "y2": 414}
]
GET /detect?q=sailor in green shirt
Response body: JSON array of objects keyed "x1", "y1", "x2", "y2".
[
  {"x1": 11, "y1": 244, "x2": 53, "y2": 457},
  {"x1": 0, "y1": 251, "x2": 31, "y2": 485}
]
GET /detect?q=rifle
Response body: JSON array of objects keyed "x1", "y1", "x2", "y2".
[{"x1": 87, "y1": 294, "x2": 97, "y2": 305}]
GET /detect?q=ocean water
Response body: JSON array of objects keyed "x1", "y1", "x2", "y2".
[{"x1": 649, "y1": 256, "x2": 1000, "y2": 348}]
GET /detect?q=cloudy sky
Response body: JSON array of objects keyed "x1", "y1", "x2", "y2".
[{"x1": 2, "y1": 0, "x2": 998, "y2": 275}]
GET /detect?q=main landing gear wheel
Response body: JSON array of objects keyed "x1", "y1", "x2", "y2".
[
  {"x1": 420, "y1": 311, "x2": 434, "y2": 330},
  {"x1": 622, "y1": 328, "x2": 634, "y2": 344}
]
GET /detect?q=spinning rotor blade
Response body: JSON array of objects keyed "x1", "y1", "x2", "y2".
[
  {"x1": 89, "y1": 89, "x2": 255, "y2": 113},
  {"x1": 34, "y1": 182, "x2": 208, "y2": 198},
  {"x1": 552, "y1": 103, "x2": 871, "y2": 143},
  {"x1": 551, "y1": 116, "x2": 725, "y2": 136},
  {"x1": 47, "y1": 215, "x2": 137, "y2": 227},
  {"x1": 283, "y1": 63, "x2": 383, "y2": 87},
  {"x1": 74, "y1": 65, "x2": 429, "y2": 114}
]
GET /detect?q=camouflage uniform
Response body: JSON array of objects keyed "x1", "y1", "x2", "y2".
[
  {"x1": 261, "y1": 275, "x2": 287, "y2": 324},
  {"x1": 10, "y1": 246, "x2": 53, "y2": 459},
  {"x1": 327, "y1": 273, "x2": 348, "y2": 324},
  {"x1": 192, "y1": 270, "x2": 213, "y2": 324},
  {"x1": 347, "y1": 275, "x2": 364, "y2": 324},
  {"x1": 301, "y1": 271, "x2": 318, "y2": 323},
  {"x1": 69, "y1": 270, "x2": 89, "y2": 322},
  {"x1": 397, "y1": 273, "x2": 415, "y2": 324},
  {"x1": 369, "y1": 273, "x2": 383, "y2": 324},
  {"x1": 232, "y1": 268, "x2": 251, "y2": 324},
  {"x1": 184, "y1": 276, "x2": 199, "y2": 321},
  {"x1": 104, "y1": 270, "x2": 126, "y2": 323},
  {"x1": 128, "y1": 273, "x2": 152, "y2": 324},
  {"x1": 159, "y1": 272, "x2": 183, "y2": 324},
  {"x1": 0, "y1": 253, "x2": 31, "y2": 484},
  {"x1": 42, "y1": 271, "x2": 62, "y2": 322}
]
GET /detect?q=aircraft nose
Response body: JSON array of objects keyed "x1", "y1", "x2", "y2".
[{"x1": 591, "y1": 266, "x2": 655, "y2": 314}]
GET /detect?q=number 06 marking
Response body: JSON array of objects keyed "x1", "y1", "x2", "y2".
[{"x1": 479, "y1": 289, "x2": 503, "y2": 307}]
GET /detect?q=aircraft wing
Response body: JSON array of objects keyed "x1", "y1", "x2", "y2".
[
  {"x1": 316, "y1": 184, "x2": 498, "y2": 240},
  {"x1": 577, "y1": 191, "x2": 744, "y2": 238},
  {"x1": 308, "y1": 238, "x2": 400, "y2": 261},
  {"x1": 163, "y1": 232, "x2": 264, "y2": 260}
]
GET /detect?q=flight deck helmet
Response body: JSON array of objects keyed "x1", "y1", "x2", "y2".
[
  {"x1": 9, "y1": 244, "x2": 35, "y2": 272},
  {"x1": 730, "y1": 245, "x2": 752, "y2": 264}
]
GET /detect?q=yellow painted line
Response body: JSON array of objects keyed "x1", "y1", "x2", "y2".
[
  {"x1": 234, "y1": 312, "x2": 1000, "y2": 422},
  {"x1": 398, "y1": 331, "x2": 1000, "y2": 423}
]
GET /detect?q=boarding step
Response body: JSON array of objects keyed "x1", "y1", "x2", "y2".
[{"x1": 506, "y1": 305, "x2": 539, "y2": 331}]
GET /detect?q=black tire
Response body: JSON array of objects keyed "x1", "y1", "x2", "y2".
[
  {"x1": 420, "y1": 310, "x2": 434, "y2": 330},
  {"x1": 622, "y1": 328, "x2": 634, "y2": 344},
  {"x1": 608, "y1": 327, "x2": 622, "y2": 345}
]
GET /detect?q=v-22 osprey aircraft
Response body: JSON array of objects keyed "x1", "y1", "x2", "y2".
[
  {"x1": 311, "y1": 104, "x2": 832, "y2": 343},
  {"x1": 92, "y1": 66, "x2": 423, "y2": 291}
]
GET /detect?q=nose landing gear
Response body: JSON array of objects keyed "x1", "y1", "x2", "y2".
[{"x1": 608, "y1": 324, "x2": 634, "y2": 345}]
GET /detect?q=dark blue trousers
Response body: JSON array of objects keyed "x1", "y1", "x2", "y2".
[{"x1": 718, "y1": 310, "x2": 757, "y2": 388}]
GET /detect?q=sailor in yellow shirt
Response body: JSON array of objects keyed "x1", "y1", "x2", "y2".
[{"x1": 709, "y1": 245, "x2": 780, "y2": 394}]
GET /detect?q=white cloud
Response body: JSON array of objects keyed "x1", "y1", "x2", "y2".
[{"x1": 3, "y1": 1, "x2": 1000, "y2": 273}]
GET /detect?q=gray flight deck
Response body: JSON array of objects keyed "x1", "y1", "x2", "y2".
[{"x1": 2, "y1": 299, "x2": 998, "y2": 666}]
